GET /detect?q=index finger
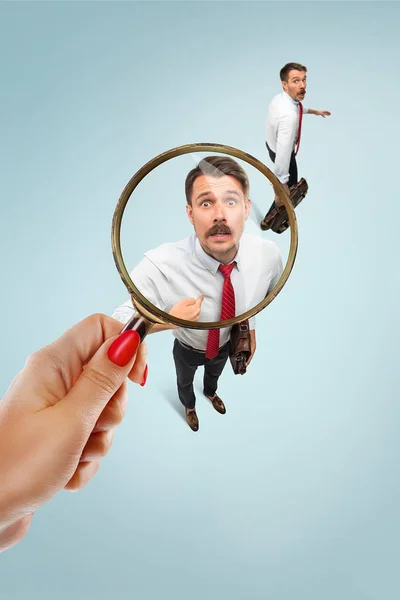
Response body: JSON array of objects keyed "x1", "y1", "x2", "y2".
[
  {"x1": 47, "y1": 314, "x2": 124, "y2": 366},
  {"x1": 42, "y1": 314, "x2": 139, "y2": 390},
  {"x1": 14, "y1": 314, "x2": 136, "y2": 411}
]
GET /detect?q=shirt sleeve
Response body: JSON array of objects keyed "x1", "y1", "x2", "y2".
[
  {"x1": 111, "y1": 257, "x2": 168, "y2": 324},
  {"x1": 111, "y1": 297, "x2": 135, "y2": 325},
  {"x1": 303, "y1": 106, "x2": 309, "y2": 114},
  {"x1": 267, "y1": 245, "x2": 284, "y2": 293},
  {"x1": 249, "y1": 242, "x2": 283, "y2": 331},
  {"x1": 274, "y1": 112, "x2": 298, "y2": 184}
]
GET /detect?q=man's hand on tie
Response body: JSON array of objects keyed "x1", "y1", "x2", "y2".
[{"x1": 170, "y1": 296, "x2": 204, "y2": 322}]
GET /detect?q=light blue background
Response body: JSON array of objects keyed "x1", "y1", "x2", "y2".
[{"x1": 1, "y1": 1, "x2": 399, "y2": 599}]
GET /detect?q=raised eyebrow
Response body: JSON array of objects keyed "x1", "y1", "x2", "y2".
[
  {"x1": 195, "y1": 190, "x2": 214, "y2": 202},
  {"x1": 195, "y1": 189, "x2": 241, "y2": 202}
]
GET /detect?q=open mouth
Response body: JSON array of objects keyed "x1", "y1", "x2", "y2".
[
  {"x1": 206, "y1": 225, "x2": 232, "y2": 239},
  {"x1": 209, "y1": 233, "x2": 231, "y2": 241}
]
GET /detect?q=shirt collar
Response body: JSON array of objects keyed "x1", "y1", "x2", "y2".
[
  {"x1": 194, "y1": 235, "x2": 241, "y2": 275},
  {"x1": 283, "y1": 91, "x2": 299, "y2": 106}
]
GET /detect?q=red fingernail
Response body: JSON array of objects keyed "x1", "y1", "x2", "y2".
[
  {"x1": 107, "y1": 330, "x2": 140, "y2": 367},
  {"x1": 140, "y1": 364, "x2": 148, "y2": 387}
]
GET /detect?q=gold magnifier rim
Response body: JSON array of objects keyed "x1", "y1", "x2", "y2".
[{"x1": 111, "y1": 142, "x2": 298, "y2": 330}]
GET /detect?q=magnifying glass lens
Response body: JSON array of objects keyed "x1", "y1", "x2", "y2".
[{"x1": 112, "y1": 145, "x2": 297, "y2": 340}]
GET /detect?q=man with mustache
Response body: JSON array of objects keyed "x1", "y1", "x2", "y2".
[
  {"x1": 261, "y1": 62, "x2": 331, "y2": 231},
  {"x1": 113, "y1": 156, "x2": 283, "y2": 432}
]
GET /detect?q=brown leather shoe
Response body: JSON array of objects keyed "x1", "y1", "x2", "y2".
[
  {"x1": 205, "y1": 394, "x2": 226, "y2": 414},
  {"x1": 185, "y1": 408, "x2": 199, "y2": 432}
]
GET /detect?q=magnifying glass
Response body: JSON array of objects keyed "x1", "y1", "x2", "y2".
[{"x1": 111, "y1": 142, "x2": 298, "y2": 342}]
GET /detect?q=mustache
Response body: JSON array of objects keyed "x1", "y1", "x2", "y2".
[{"x1": 205, "y1": 224, "x2": 232, "y2": 237}]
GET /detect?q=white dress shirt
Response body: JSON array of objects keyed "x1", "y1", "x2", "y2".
[
  {"x1": 112, "y1": 233, "x2": 283, "y2": 352},
  {"x1": 266, "y1": 91, "x2": 308, "y2": 184}
]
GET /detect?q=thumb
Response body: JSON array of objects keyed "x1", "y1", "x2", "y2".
[
  {"x1": 195, "y1": 295, "x2": 204, "y2": 305},
  {"x1": 57, "y1": 330, "x2": 141, "y2": 432}
]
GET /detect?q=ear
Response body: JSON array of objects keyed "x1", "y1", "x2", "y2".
[
  {"x1": 186, "y1": 203, "x2": 194, "y2": 225},
  {"x1": 281, "y1": 80, "x2": 287, "y2": 92},
  {"x1": 244, "y1": 197, "x2": 251, "y2": 221}
]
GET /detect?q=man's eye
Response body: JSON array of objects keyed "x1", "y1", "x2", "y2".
[
  {"x1": 201, "y1": 201, "x2": 211, "y2": 207},
  {"x1": 227, "y1": 199, "x2": 236, "y2": 206}
]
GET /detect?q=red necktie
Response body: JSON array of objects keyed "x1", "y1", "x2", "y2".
[
  {"x1": 295, "y1": 101, "x2": 303, "y2": 155},
  {"x1": 205, "y1": 263, "x2": 236, "y2": 359}
]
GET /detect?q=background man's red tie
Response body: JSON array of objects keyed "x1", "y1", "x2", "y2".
[
  {"x1": 205, "y1": 263, "x2": 236, "y2": 359},
  {"x1": 295, "y1": 101, "x2": 303, "y2": 155}
]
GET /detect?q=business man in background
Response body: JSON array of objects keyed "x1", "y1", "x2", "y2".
[{"x1": 261, "y1": 62, "x2": 331, "y2": 232}]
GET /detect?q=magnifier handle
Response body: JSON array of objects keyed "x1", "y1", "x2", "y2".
[{"x1": 121, "y1": 313, "x2": 153, "y2": 342}]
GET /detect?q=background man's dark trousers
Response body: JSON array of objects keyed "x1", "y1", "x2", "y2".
[
  {"x1": 266, "y1": 142, "x2": 298, "y2": 187},
  {"x1": 172, "y1": 339, "x2": 229, "y2": 409}
]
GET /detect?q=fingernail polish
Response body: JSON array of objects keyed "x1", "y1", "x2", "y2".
[
  {"x1": 107, "y1": 330, "x2": 140, "y2": 367},
  {"x1": 140, "y1": 364, "x2": 148, "y2": 387}
]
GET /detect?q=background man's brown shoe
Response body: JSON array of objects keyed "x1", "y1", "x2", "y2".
[
  {"x1": 185, "y1": 408, "x2": 199, "y2": 432},
  {"x1": 205, "y1": 394, "x2": 226, "y2": 414}
]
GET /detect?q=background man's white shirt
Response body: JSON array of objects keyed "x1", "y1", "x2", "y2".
[{"x1": 266, "y1": 91, "x2": 308, "y2": 184}]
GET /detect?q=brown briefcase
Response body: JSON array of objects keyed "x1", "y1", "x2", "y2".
[
  {"x1": 229, "y1": 319, "x2": 251, "y2": 375},
  {"x1": 260, "y1": 177, "x2": 309, "y2": 234}
]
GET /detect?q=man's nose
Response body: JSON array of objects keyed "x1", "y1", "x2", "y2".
[{"x1": 213, "y1": 202, "x2": 226, "y2": 221}]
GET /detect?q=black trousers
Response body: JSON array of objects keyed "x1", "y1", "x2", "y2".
[
  {"x1": 266, "y1": 142, "x2": 298, "y2": 187},
  {"x1": 172, "y1": 339, "x2": 229, "y2": 410}
]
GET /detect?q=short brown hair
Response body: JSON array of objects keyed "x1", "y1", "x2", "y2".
[
  {"x1": 185, "y1": 156, "x2": 250, "y2": 206},
  {"x1": 280, "y1": 62, "x2": 307, "y2": 82}
]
